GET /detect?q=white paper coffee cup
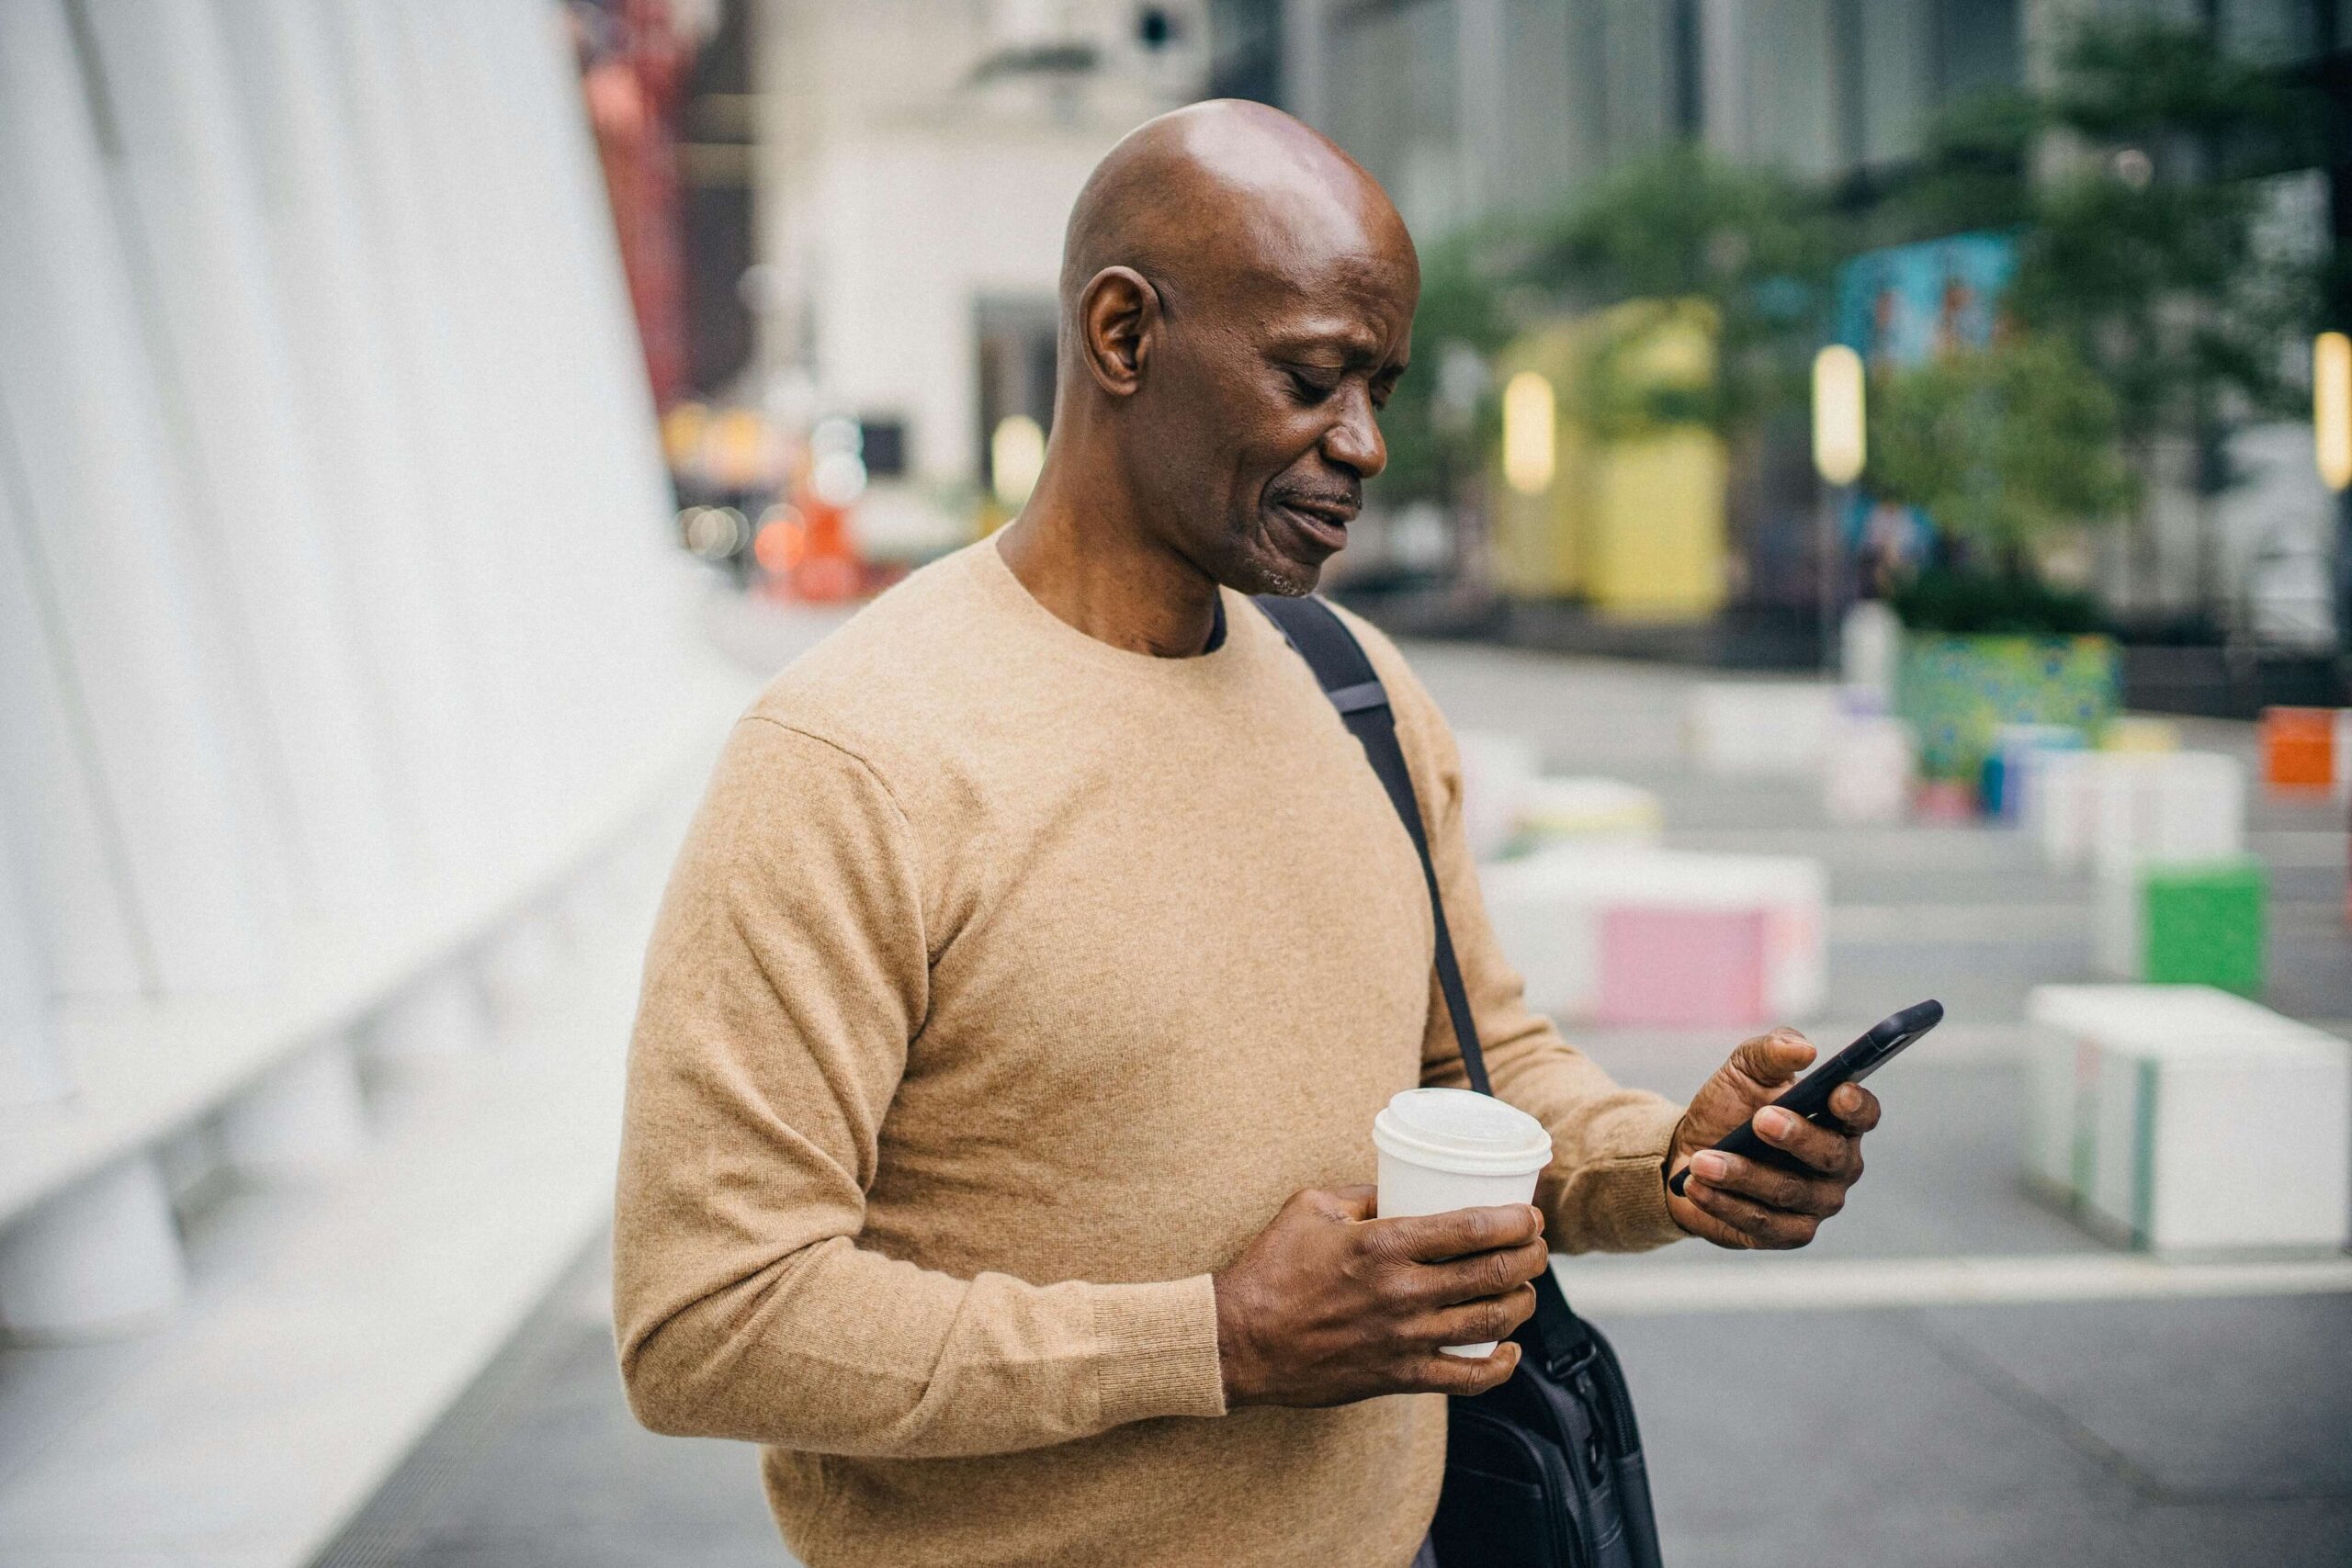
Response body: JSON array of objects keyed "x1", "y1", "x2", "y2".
[{"x1": 1373, "y1": 1088, "x2": 1553, "y2": 1357}]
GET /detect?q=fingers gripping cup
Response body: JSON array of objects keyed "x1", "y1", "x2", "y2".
[{"x1": 1373, "y1": 1089, "x2": 1554, "y2": 1358}]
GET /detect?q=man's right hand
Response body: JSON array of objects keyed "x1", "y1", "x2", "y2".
[{"x1": 1210, "y1": 1185, "x2": 1545, "y2": 1407}]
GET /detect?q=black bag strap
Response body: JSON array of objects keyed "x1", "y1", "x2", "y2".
[
  {"x1": 1254, "y1": 593, "x2": 1603, "y2": 1376},
  {"x1": 1253, "y1": 593, "x2": 1490, "y2": 1096}
]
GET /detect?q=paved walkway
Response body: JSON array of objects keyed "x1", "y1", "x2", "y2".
[{"x1": 316, "y1": 626, "x2": 2352, "y2": 1568}]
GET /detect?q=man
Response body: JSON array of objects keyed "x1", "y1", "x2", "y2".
[{"x1": 615, "y1": 101, "x2": 1879, "y2": 1567}]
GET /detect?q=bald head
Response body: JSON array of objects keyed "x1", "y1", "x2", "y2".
[
  {"x1": 1009, "y1": 99, "x2": 1418, "y2": 607},
  {"x1": 1059, "y1": 100, "x2": 1414, "y2": 332}
]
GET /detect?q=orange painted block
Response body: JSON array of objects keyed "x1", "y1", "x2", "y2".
[{"x1": 2259, "y1": 707, "x2": 2345, "y2": 792}]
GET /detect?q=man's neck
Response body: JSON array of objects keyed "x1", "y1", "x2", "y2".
[{"x1": 994, "y1": 479, "x2": 1222, "y2": 659}]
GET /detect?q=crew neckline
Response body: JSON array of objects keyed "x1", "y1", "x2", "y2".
[{"x1": 974, "y1": 535, "x2": 1254, "y2": 678}]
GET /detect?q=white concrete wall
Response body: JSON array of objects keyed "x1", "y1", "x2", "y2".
[
  {"x1": 0, "y1": 450, "x2": 145, "y2": 1002},
  {"x1": 80, "y1": 0, "x2": 409, "y2": 919},
  {"x1": 0, "y1": 0, "x2": 279, "y2": 997},
  {"x1": 0, "y1": 784, "x2": 61, "y2": 1106},
  {"x1": 809, "y1": 131, "x2": 1120, "y2": 483},
  {"x1": 751, "y1": 0, "x2": 1198, "y2": 486},
  {"x1": 211, "y1": 0, "x2": 494, "y2": 877},
  {"x1": 0, "y1": 0, "x2": 697, "y2": 1334}
]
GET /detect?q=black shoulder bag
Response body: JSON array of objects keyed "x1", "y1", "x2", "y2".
[{"x1": 1256, "y1": 593, "x2": 1667, "y2": 1568}]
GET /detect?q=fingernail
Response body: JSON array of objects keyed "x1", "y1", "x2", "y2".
[
  {"x1": 1759, "y1": 1109, "x2": 1793, "y2": 1137},
  {"x1": 1691, "y1": 1152, "x2": 1730, "y2": 1181}
]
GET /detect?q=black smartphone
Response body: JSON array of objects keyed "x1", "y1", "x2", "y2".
[{"x1": 1667, "y1": 998, "x2": 1943, "y2": 1198}]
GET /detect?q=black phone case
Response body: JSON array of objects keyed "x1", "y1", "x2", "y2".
[{"x1": 1668, "y1": 1000, "x2": 1942, "y2": 1196}]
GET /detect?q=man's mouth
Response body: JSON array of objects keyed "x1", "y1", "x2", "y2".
[{"x1": 1272, "y1": 496, "x2": 1357, "y2": 551}]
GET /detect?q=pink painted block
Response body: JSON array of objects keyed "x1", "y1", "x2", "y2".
[{"x1": 1597, "y1": 907, "x2": 1771, "y2": 1028}]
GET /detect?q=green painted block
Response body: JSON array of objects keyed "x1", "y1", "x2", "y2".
[{"x1": 2141, "y1": 858, "x2": 2267, "y2": 997}]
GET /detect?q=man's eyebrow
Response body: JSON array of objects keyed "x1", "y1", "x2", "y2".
[{"x1": 1266, "y1": 323, "x2": 1396, "y2": 364}]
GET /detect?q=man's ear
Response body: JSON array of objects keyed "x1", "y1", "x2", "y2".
[{"x1": 1078, "y1": 266, "x2": 1158, "y2": 397}]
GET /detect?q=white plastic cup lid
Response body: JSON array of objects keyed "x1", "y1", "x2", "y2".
[{"x1": 1374, "y1": 1088, "x2": 1553, "y2": 1177}]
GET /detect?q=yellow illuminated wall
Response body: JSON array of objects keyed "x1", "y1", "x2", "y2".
[
  {"x1": 1489, "y1": 322, "x2": 1584, "y2": 597},
  {"x1": 1489, "y1": 300, "x2": 1727, "y2": 620}
]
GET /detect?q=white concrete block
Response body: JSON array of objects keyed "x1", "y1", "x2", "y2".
[
  {"x1": 217, "y1": 1034, "x2": 369, "y2": 1178},
  {"x1": 0, "y1": 1156, "x2": 186, "y2": 1338},
  {"x1": 2025, "y1": 986, "x2": 2351, "y2": 1252},
  {"x1": 1482, "y1": 852, "x2": 1606, "y2": 1019},
  {"x1": 2023, "y1": 1013, "x2": 2088, "y2": 1198},
  {"x1": 2025, "y1": 750, "x2": 2102, "y2": 873},
  {"x1": 1823, "y1": 713, "x2": 1914, "y2": 825},
  {"x1": 1687, "y1": 682, "x2": 1839, "y2": 777},
  {"x1": 2028, "y1": 750, "x2": 2245, "y2": 877},
  {"x1": 2090, "y1": 751, "x2": 2245, "y2": 878},
  {"x1": 1456, "y1": 730, "x2": 1541, "y2": 863},
  {"x1": 1839, "y1": 599, "x2": 1901, "y2": 699},
  {"x1": 2091, "y1": 863, "x2": 2139, "y2": 978}
]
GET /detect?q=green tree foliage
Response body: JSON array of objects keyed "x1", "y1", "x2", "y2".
[
  {"x1": 1897, "y1": 17, "x2": 2326, "y2": 472},
  {"x1": 1883, "y1": 566, "x2": 2108, "y2": 637},
  {"x1": 1521, "y1": 142, "x2": 1838, "y2": 442},
  {"x1": 1861, "y1": 14, "x2": 2331, "y2": 630},
  {"x1": 1374, "y1": 231, "x2": 1512, "y2": 502},
  {"x1": 1377, "y1": 145, "x2": 1838, "y2": 501},
  {"x1": 1375, "y1": 9, "x2": 2329, "y2": 633},
  {"x1": 1866, "y1": 334, "x2": 2136, "y2": 570}
]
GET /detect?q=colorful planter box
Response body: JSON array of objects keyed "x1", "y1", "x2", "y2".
[
  {"x1": 1481, "y1": 848, "x2": 1825, "y2": 1024},
  {"x1": 1981, "y1": 723, "x2": 2084, "y2": 822},
  {"x1": 2258, "y1": 706, "x2": 2350, "y2": 797},
  {"x1": 1894, "y1": 634, "x2": 2119, "y2": 786},
  {"x1": 1597, "y1": 907, "x2": 1768, "y2": 1027},
  {"x1": 2143, "y1": 859, "x2": 2267, "y2": 995},
  {"x1": 1512, "y1": 776, "x2": 1664, "y2": 852},
  {"x1": 2099, "y1": 716, "x2": 2179, "y2": 753},
  {"x1": 2094, "y1": 854, "x2": 2267, "y2": 996}
]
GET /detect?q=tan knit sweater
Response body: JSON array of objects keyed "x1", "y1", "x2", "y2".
[{"x1": 613, "y1": 538, "x2": 1687, "y2": 1568}]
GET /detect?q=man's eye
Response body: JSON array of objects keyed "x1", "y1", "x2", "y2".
[{"x1": 1286, "y1": 369, "x2": 1338, "y2": 402}]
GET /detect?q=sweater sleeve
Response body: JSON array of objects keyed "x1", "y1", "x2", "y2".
[
  {"x1": 612, "y1": 716, "x2": 1227, "y2": 1459},
  {"x1": 1340, "y1": 617, "x2": 1690, "y2": 1256}
]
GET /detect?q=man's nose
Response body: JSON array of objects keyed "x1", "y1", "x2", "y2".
[{"x1": 1321, "y1": 385, "x2": 1386, "y2": 480}]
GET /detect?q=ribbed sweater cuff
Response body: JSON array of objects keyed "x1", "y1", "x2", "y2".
[
  {"x1": 1580, "y1": 1098, "x2": 1689, "y2": 1252},
  {"x1": 1089, "y1": 1274, "x2": 1228, "y2": 1428}
]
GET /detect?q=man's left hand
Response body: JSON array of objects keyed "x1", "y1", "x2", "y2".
[{"x1": 1664, "y1": 1028, "x2": 1880, "y2": 1250}]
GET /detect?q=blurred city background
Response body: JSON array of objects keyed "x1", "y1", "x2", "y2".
[{"x1": 0, "y1": 2, "x2": 2348, "y2": 1565}]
